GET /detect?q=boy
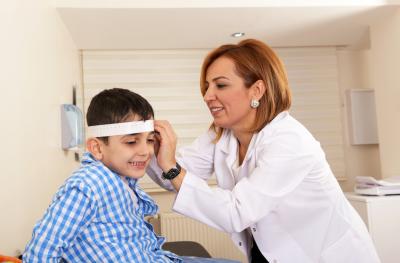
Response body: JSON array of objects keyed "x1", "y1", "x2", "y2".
[{"x1": 24, "y1": 88, "x2": 238, "y2": 263}]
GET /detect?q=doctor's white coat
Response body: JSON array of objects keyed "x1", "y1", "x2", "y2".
[{"x1": 148, "y1": 111, "x2": 380, "y2": 263}]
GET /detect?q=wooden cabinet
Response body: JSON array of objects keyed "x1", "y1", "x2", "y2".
[{"x1": 346, "y1": 193, "x2": 400, "y2": 263}]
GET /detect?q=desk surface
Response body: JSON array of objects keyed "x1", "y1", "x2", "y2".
[{"x1": 345, "y1": 192, "x2": 400, "y2": 202}]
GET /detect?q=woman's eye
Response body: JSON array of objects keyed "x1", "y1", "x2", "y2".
[{"x1": 216, "y1": 83, "x2": 226, "y2": 89}]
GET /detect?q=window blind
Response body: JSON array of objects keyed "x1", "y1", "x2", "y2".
[{"x1": 82, "y1": 47, "x2": 345, "y2": 191}]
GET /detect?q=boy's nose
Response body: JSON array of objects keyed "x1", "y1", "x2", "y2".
[{"x1": 137, "y1": 142, "x2": 152, "y2": 156}]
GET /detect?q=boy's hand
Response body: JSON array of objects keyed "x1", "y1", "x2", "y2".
[{"x1": 154, "y1": 120, "x2": 178, "y2": 172}]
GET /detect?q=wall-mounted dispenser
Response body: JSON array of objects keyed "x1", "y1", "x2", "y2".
[
  {"x1": 345, "y1": 89, "x2": 379, "y2": 145},
  {"x1": 61, "y1": 104, "x2": 84, "y2": 150}
]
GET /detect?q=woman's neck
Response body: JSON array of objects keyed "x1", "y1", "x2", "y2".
[{"x1": 234, "y1": 131, "x2": 254, "y2": 165}]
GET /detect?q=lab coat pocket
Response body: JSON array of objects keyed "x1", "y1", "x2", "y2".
[{"x1": 321, "y1": 229, "x2": 373, "y2": 263}]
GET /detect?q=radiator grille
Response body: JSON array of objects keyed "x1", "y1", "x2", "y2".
[{"x1": 159, "y1": 212, "x2": 246, "y2": 262}]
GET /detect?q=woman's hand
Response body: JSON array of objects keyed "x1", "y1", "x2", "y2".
[
  {"x1": 154, "y1": 120, "x2": 178, "y2": 172},
  {"x1": 154, "y1": 120, "x2": 186, "y2": 191}
]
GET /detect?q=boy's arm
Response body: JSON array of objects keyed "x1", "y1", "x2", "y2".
[{"x1": 23, "y1": 184, "x2": 96, "y2": 262}]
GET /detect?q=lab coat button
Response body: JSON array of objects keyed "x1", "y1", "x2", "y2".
[
  {"x1": 238, "y1": 242, "x2": 242, "y2": 246},
  {"x1": 252, "y1": 227, "x2": 256, "y2": 232}
]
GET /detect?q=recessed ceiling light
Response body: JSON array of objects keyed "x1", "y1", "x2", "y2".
[{"x1": 231, "y1": 32, "x2": 245, "y2": 38}]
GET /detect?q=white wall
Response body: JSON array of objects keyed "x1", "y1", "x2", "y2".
[
  {"x1": 0, "y1": 0, "x2": 80, "y2": 256},
  {"x1": 335, "y1": 7, "x2": 400, "y2": 185},
  {"x1": 367, "y1": 8, "x2": 400, "y2": 179},
  {"x1": 336, "y1": 50, "x2": 382, "y2": 191}
]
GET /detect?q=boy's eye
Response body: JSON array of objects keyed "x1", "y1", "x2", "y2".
[
  {"x1": 147, "y1": 138, "x2": 155, "y2": 144},
  {"x1": 125, "y1": 141, "x2": 136, "y2": 145}
]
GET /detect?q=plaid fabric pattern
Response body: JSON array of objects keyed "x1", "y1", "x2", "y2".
[{"x1": 23, "y1": 152, "x2": 181, "y2": 263}]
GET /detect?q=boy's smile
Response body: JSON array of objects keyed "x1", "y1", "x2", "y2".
[{"x1": 128, "y1": 160, "x2": 148, "y2": 169}]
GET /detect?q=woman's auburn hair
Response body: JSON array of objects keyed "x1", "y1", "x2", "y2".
[{"x1": 200, "y1": 39, "x2": 292, "y2": 141}]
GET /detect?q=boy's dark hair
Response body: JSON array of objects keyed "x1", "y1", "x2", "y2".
[{"x1": 87, "y1": 88, "x2": 154, "y2": 143}]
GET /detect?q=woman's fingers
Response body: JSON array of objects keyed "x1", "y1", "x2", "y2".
[
  {"x1": 154, "y1": 120, "x2": 177, "y2": 145},
  {"x1": 154, "y1": 120, "x2": 178, "y2": 171},
  {"x1": 153, "y1": 131, "x2": 160, "y2": 156}
]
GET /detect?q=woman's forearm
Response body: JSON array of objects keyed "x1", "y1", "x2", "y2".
[{"x1": 170, "y1": 168, "x2": 186, "y2": 191}]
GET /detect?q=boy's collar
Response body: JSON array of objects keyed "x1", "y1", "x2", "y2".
[
  {"x1": 81, "y1": 152, "x2": 98, "y2": 165},
  {"x1": 81, "y1": 152, "x2": 138, "y2": 185}
]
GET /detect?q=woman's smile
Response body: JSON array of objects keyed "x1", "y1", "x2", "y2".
[{"x1": 209, "y1": 106, "x2": 224, "y2": 116}]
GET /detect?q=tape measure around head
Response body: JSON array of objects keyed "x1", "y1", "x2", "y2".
[{"x1": 87, "y1": 120, "x2": 154, "y2": 137}]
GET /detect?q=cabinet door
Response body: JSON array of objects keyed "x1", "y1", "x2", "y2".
[
  {"x1": 368, "y1": 200, "x2": 400, "y2": 263},
  {"x1": 347, "y1": 194, "x2": 400, "y2": 263}
]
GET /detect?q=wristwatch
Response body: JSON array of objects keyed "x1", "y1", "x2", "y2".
[{"x1": 162, "y1": 162, "x2": 181, "y2": 180}]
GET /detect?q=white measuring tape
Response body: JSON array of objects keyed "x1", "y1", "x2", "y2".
[{"x1": 87, "y1": 120, "x2": 154, "y2": 137}]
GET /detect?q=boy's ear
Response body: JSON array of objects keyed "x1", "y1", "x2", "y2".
[{"x1": 86, "y1": 138, "x2": 104, "y2": 160}]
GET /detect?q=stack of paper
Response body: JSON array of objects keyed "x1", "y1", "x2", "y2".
[{"x1": 355, "y1": 176, "x2": 400, "y2": 196}]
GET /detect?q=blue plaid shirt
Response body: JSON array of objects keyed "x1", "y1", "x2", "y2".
[{"x1": 24, "y1": 152, "x2": 181, "y2": 263}]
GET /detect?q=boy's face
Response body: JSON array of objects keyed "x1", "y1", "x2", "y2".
[{"x1": 99, "y1": 116, "x2": 155, "y2": 179}]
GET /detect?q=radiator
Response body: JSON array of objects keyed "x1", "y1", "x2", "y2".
[{"x1": 157, "y1": 212, "x2": 246, "y2": 262}]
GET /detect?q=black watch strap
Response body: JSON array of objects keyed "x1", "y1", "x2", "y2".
[{"x1": 162, "y1": 162, "x2": 181, "y2": 180}]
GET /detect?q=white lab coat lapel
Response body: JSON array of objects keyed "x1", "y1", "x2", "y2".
[
  {"x1": 215, "y1": 130, "x2": 237, "y2": 190},
  {"x1": 239, "y1": 133, "x2": 258, "y2": 181},
  {"x1": 216, "y1": 130, "x2": 259, "y2": 189},
  {"x1": 219, "y1": 132, "x2": 258, "y2": 259}
]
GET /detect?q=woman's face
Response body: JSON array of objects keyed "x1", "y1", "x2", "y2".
[{"x1": 203, "y1": 56, "x2": 257, "y2": 133}]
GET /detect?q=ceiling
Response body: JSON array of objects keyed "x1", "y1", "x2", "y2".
[{"x1": 55, "y1": 1, "x2": 400, "y2": 50}]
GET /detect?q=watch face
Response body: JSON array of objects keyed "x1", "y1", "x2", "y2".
[
  {"x1": 167, "y1": 169, "x2": 178, "y2": 178},
  {"x1": 162, "y1": 163, "x2": 181, "y2": 180}
]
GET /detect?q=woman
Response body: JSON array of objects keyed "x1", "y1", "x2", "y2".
[{"x1": 149, "y1": 39, "x2": 380, "y2": 263}]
